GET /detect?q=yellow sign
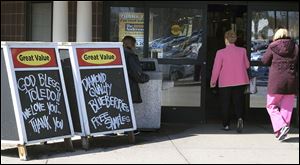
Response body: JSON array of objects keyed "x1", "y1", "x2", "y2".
[
  {"x1": 17, "y1": 51, "x2": 51, "y2": 66},
  {"x1": 82, "y1": 50, "x2": 116, "y2": 65},
  {"x1": 171, "y1": 25, "x2": 182, "y2": 36},
  {"x1": 119, "y1": 12, "x2": 144, "y2": 46}
]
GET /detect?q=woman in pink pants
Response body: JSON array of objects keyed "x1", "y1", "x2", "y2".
[{"x1": 262, "y1": 29, "x2": 299, "y2": 141}]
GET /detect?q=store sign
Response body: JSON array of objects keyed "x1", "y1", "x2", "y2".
[
  {"x1": 171, "y1": 24, "x2": 182, "y2": 36},
  {"x1": 119, "y1": 12, "x2": 144, "y2": 47},
  {"x1": 77, "y1": 48, "x2": 122, "y2": 66},
  {"x1": 81, "y1": 50, "x2": 116, "y2": 65},
  {"x1": 16, "y1": 50, "x2": 51, "y2": 66},
  {"x1": 12, "y1": 48, "x2": 57, "y2": 68}
]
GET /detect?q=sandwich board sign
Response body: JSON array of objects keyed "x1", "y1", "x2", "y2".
[
  {"x1": 1, "y1": 42, "x2": 74, "y2": 150},
  {"x1": 59, "y1": 42, "x2": 136, "y2": 139}
]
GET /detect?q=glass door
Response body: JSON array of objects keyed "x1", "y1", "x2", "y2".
[{"x1": 206, "y1": 4, "x2": 248, "y2": 120}]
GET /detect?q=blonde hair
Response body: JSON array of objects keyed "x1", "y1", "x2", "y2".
[
  {"x1": 224, "y1": 30, "x2": 237, "y2": 44},
  {"x1": 273, "y1": 28, "x2": 289, "y2": 41}
]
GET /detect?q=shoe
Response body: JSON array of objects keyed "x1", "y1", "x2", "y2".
[
  {"x1": 275, "y1": 131, "x2": 280, "y2": 138},
  {"x1": 223, "y1": 125, "x2": 230, "y2": 131},
  {"x1": 278, "y1": 126, "x2": 290, "y2": 141},
  {"x1": 237, "y1": 118, "x2": 243, "y2": 133}
]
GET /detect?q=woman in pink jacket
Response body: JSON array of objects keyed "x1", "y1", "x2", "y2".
[{"x1": 210, "y1": 30, "x2": 250, "y2": 132}]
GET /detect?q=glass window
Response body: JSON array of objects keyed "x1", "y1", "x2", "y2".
[
  {"x1": 250, "y1": 66, "x2": 297, "y2": 108},
  {"x1": 250, "y1": 11, "x2": 298, "y2": 108},
  {"x1": 276, "y1": 11, "x2": 287, "y2": 29},
  {"x1": 149, "y1": 8, "x2": 203, "y2": 60},
  {"x1": 31, "y1": 3, "x2": 52, "y2": 41},
  {"x1": 148, "y1": 8, "x2": 203, "y2": 108},
  {"x1": 251, "y1": 11, "x2": 299, "y2": 62},
  {"x1": 110, "y1": 7, "x2": 144, "y2": 57},
  {"x1": 288, "y1": 11, "x2": 299, "y2": 45},
  {"x1": 251, "y1": 11, "x2": 275, "y2": 61}
]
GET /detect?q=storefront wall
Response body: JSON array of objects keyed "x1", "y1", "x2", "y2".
[
  {"x1": 1, "y1": 1, "x2": 298, "y2": 124},
  {"x1": 103, "y1": 1, "x2": 299, "y2": 123}
]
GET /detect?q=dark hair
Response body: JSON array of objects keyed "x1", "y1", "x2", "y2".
[{"x1": 122, "y1": 36, "x2": 136, "y2": 44}]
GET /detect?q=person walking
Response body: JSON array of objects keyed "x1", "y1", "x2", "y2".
[
  {"x1": 210, "y1": 30, "x2": 250, "y2": 133},
  {"x1": 261, "y1": 28, "x2": 299, "y2": 141}
]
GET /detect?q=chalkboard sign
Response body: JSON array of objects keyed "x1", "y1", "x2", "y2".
[
  {"x1": 15, "y1": 70, "x2": 70, "y2": 141},
  {"x1": 66, "y1": 43, "x2": 136, "y2": 136},
  {"x1": 1, "y1": 43, "x2": 74, "y2": 144},
  {"x1": 80, "y1": 68, "x2": 133, "y2": 133}
]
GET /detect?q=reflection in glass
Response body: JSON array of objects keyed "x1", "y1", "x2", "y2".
[
  {"x1": 276, "y1": 11, "x2": 287, "y2": 29},
  {"x1": 250, "y1": 10, "x2": 299, "y2": 108},
  {"x1": 148, "y1": 8, "x2": 202, "y2": 107},
  {"x1": 159, "y1": 64, "x2": 196, "y2": 81},
  {"x1": 251, "y1": 11, "x2": 275, "y2": 61},
  {"x1": 110, "y1": 7, "x2": 144, "y2": 57},
  {"x1": 250, "y1": 66, "x2": 270, "y2": 108},
  {"x1": 251, "y1": 66, "x2": 269, "y2": 87},
  {"x1": 149, "y1": 8, "x2": 203, "y2": 60},
  {"x1": 251, "y1": 11, "x2": 300, "y2": 61},
  {"x1": 161, "y1": 64, "x2": 201, "y2": 107},
  {"x1": 250, "y1": 66, "x2": 297, "y2": 108},
  {"x1": 288, "y1": 12, "x2": 299, "y2": 45}
]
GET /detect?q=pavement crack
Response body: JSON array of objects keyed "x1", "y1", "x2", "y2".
[{"x1": 167, "y1": 135, "x2": 190, "y2": 164}]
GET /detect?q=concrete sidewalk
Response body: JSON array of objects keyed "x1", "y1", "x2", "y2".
[{"x1": 1, "y1": 123, "x2": 299, "y2": 164}]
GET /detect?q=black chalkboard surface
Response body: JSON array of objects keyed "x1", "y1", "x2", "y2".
[
  {"x1": 80, "y1": 68, "x2": 133, "y2": 133},
  {"x1": 16, "y1": 70, "x2": 71, "y2": 141}
]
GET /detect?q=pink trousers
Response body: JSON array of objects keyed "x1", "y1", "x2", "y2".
[{"x1": 266, "y1": 94, "x2": 295, "y2": 133}]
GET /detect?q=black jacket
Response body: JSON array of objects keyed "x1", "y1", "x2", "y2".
[{"x1": 124, "y1": 48, "x2": 149, "y2": 103}]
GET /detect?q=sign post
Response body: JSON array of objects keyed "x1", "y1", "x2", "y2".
[
  {"x1": 1, "y1": 42, "x2": 74, "y2": 160},
  {"x1": 59, "y1": 42, "x2": 137, "y2": 149}
]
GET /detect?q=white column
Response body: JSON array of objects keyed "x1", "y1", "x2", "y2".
[
  {"x1": 52, "y1": 1, "x2": 68, "y2": 42},
  {"x1": 76, "y1": 1, "x2": 92, "y2": 42}
]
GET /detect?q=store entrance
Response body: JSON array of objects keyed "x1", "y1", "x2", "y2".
[{"x1": 206, "y1": 4, "x2": 248, "y2": 120}]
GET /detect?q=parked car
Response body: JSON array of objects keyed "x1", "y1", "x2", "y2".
[
  {"x1": 251, "y1": 66, "x2": 269, "y2": 86},
  {"x1": 150, "y1": 30, "x2": 203, "y2": 80},
  {"x1": 160, "y1": 64, "x2": 195, "y2": 81},
  {"x1": 251, "y1": 40, "x2": 269, "y2": 61}
]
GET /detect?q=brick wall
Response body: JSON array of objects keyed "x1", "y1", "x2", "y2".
[{"x1": 1, "y1": 1, "x2": 26, "y2": 41}]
